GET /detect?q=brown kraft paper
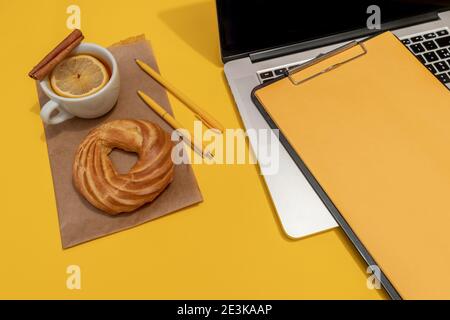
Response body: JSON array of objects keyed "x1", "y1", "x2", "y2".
[{"x1": 36, "y1": 35, "x2": 203, "y2": 248}]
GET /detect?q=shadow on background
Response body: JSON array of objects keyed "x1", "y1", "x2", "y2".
[{"x1": 159, "y1": 1, "x2": 222, "y2": 67}]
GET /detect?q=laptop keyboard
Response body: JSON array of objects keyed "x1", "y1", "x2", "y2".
[
  {"x1": 402, "y1": 28, "x2": 450, "y2": 85},
  {"x1": 258, "y1": 63, "x2": 303, "y2": 84},
  {"x1": 257, "y1": 28, "x2": 450, "y2": 87}
]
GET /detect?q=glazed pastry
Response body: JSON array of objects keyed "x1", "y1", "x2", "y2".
[{"x1": 73, "y1": 119, "x2": 174, "y2": 214}]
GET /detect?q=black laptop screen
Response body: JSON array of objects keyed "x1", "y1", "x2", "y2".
[{"x1": 217, "y1": 0, "x2": 450, "y2": 60}]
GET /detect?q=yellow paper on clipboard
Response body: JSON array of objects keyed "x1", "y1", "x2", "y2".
[{"x1": 252, "y1": 32, "x2": 450, "y2": 299}]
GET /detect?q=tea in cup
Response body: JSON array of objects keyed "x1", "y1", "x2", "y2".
[{"x1": 39, "y1": 43, "x2": 120, "y2": 125}]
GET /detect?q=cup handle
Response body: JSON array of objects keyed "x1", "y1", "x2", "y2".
[{"x1": 40, "y1": 100, "x2": 74, "y2": 125}]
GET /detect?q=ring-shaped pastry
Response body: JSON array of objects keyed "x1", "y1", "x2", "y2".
[{"x1": 73, "y1": 119, "x2": 174, "y2": 215}]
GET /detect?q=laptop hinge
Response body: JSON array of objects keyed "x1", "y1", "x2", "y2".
[{"x1": 249, "y1": 12, "x2": 439, "y2": 63}]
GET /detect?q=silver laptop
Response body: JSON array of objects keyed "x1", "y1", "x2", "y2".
[{"x1": 219, "y1": 1, "x2": 450, "y2": 238}]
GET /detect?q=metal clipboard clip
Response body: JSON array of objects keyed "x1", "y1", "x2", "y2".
[{"x1": 288, "y1": 41, "x2": 367, "y2": 86}]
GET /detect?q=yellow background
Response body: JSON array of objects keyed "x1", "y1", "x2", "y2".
[{"x1": 0, "y1": 0, "x2": 385, "y2": 299}]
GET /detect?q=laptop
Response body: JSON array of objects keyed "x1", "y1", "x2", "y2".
[{"x1": 218, "y1": 0, "x2": 450, "y2": 239}]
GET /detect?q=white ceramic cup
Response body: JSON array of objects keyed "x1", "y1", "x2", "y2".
[{"x1": 39, "y1": 43, "x2": 120, "y2": 125}]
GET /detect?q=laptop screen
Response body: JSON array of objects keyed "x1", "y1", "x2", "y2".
[{"x1": 217, "y1": 0, "x2": 450, "y2": 60}]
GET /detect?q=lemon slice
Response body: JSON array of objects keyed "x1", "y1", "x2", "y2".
[{"x1": 50, "y1": 54, "x2": 110, "y2": 98}]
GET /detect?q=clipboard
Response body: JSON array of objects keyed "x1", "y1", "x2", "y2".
[{"x1": 251, "y1": 32, "x2": 450, "y2": 299}]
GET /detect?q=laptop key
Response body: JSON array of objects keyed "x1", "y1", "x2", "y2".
[
  {"x1": 274, "y1": 68, "x2": 288, "y2": 76},
  {"x1": 416, "y1": 54, "x2": 426, "y2": 64},
  {"x1": 435, "y1": 36, "x2": 450, "y2": 48},
  {"x1": 426, "y1": 64, "x2": 437, "y2": 74},
  {"x1": 423, "y1": 40, "x2": 438, "y2": 50},
  {"x1": 424, "y1": 32, "x2": 437, "y2": 39},
  {"x1": 402, "y1": 39, "x2": 411, "y2": 45},
  {"x1": 424, "y1": 52, "x2": 439, "y2": 63},
  {"x1": 437, "y1": 73, "x2": 450, "y2": 83},
  {"x1": 434, "y1": 61, "x2": 450, "y2": 72},
  {"x1": 260, "y1": 71, "x2": 274, "y2": 79},
  {"x1": 437, "y1": 48, "x2": 450, "y2": 59},
  {"x1": 437, "y1": 29, "x2": 449, "y2": 37},
  {"x1": 410, "y1": 43, "x2": 425, "y2": 54},
  {"x1": 411, "y1": 35, "x2": 424, "y2": 43}
]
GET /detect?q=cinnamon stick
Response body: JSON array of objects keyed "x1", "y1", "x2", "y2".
[{"x1": 28, "y1": 29, "x2": 84, "y2": 80}]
